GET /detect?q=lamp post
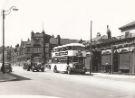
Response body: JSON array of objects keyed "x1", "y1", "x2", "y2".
[
  {"x1": 1, "y1": 6, "x2": 18, "y2": 73},
  {"x1": 89, "y1": 20, "x2": 93, "y2": 75}
]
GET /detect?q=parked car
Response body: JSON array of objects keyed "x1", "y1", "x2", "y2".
[{"x1": 0, "y1": 62, "x2": 12, "y2": 73}]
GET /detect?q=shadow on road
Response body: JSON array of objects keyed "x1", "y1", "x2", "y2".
[
  {"x1": 70, "y1": 73, "x2": 93, "y2": 76},
  {"x1": 9, "y1": 73, "x2": 31, "y2": 82},
  {"x1": 60, "y1": 72, "x2": 94, "y2": 76}
]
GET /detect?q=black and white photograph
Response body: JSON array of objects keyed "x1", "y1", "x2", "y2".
[{"x1": 0, "y1": 0, "x2": 135, "y2": 98}]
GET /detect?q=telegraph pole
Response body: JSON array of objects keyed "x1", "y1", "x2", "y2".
[
  {"x1": 89, "y1": 20, "x2": 93, "y2": 75},
  {"x1": 2, "y1": 10, "x2": 5, "y2": 73},
  {"x1": 90, "y1": 21, "x2": 92, "y2": 43}
]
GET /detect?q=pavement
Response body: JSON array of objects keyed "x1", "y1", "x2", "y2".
[
  {"x1": 92, "y1": 72, "x2": 135, "y2": 82},
  {"x1": 47, "y1": 68, "x2": 135, "y2": 82},
  {"x1": 0, "y1": 72, "x2": 17, "y2": 82},
  {"x1": 0, "y1": 95, "x2": 60, "y2": 98}
]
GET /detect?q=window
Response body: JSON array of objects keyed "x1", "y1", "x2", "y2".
[
  {"x1": 67, "y1": 46, "x2": 72, "y2": 50},
  {"x1": 72, "y1": 46, "x2": 85, "y2": 50},
  {"x1": 72, "y1": 57, "x2": 83, "y2": 63}
]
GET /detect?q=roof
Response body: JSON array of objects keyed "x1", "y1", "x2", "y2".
[
  {"x1": 21, "y1": 41, "x2": 28, "y2": 46},
  {"x1": 50, "y1": 38, "x2": 58, "y2": 44},
  {"x1": 32, "y1": 32, "x2": 44, "y2": 38},
  {"x1": 93, "y1": 35, "x2": 108, "y2": 42},
  {"x1": 54, "y1": 43, "x2": 85, "y2": 49},
  {"x1": 119, "y1": 21, "x2": 135, "y2": 30},
  {"x1": 21, "y1": 40, "x2": 31, "y2": 48},
  {"x1": 61, "y1": 39, "x2": 78, "y2": 45},
  {"x1": 50, "y1": 38, "x2": 78, "y2": 45}
]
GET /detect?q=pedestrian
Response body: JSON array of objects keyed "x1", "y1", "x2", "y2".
[{"x1": 105, "y1": 63, "x2": 109, "y2": 73}]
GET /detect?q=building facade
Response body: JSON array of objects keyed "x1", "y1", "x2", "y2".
[{"x1": 90, "y1": 21, "x2": 135, "y2": 74}]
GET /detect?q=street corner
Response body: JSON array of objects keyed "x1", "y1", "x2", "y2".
[{"x1": 0, "y1": 72, "x2": 17, "y2": 82}]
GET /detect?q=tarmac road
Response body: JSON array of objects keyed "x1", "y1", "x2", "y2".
[{"x1": 0, "y1": 66, "x2": 134, "y2": 98}]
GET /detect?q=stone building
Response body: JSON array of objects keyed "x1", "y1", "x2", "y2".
[{"x1": 31, "y1": 30, "x2": 51, "y2": 64}]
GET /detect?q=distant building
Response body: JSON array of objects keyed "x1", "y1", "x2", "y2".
[{"x1": 17, "y1": 39, "x2": 31, "y2": 65}]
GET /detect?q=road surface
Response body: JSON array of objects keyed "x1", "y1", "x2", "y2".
[{"x1": 0, "y1": 66, "x2": 134, "y2": 98}]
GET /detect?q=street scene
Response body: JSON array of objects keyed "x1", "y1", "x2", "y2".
[{"x1": 0, "y1": 0, "x2": 135, "y2": 98}]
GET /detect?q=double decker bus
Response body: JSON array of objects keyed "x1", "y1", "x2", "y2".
[{"x1": 50, "y1": 43, "x2": 87, "y2": 74}]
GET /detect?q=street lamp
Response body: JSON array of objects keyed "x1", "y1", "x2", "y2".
[
  {"x1": 89, "y1": 20, "x2": 92, "y2": 75},
  {"x1": 1, "y1": 6, "x2": 18, "y2": 73}
]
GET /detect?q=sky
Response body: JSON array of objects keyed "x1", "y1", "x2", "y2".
[{"x1": 0, "y1": 0, "x2": 135, "y2": 47}]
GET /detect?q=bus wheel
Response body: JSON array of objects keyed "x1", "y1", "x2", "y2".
[
  {"x1": 67, "y1": 67, "x2": 72, "y2": 75},
  {"x1": 53, "y1": 66, "x2": 57, "y2": 73}
]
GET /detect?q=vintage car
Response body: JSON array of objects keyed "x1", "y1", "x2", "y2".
[
  {"x1": 23, "y1": 62, "x2": 28, "y2": 70},
  {"x1": 23, "y1": 62, "x2": 31, "y2": 71},
  {"x1": 31, "y1": 62, "x2": 45, "y2": 72},
  {"x1": 0, "y1": 62, "x2": 12, "y2": 73}
]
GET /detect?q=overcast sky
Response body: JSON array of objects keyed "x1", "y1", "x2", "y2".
[{"x1": 0, "y1": 0, "x2": 135, "y2": 47}]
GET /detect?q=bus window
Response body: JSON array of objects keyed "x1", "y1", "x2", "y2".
[
  {"x1": 67, "y1": 46, "x2": 72, "y2": 50},
  {"x1": 62, "y1": 47, "x2": 67, "y2": 51},
  {"x1": 72, "y1": 46, "x2": 85, "y2": 50},
  {"x1": 52, "y1": 58, "x2": 58, "y2": 63},
  {"x1": 72, "y1": 57, "x2": 78, "y2": 62},
  {"x1": 71, "y1": 57, "x2": 83, "y2": 63},
  {"x1": 86, "y1": 54, "x2": 90, "y2": 57},
  {"x1": 78, "y1": 57, "x2": 83, "y2": 63},
  {"x1": 59, "y1": 48, "x2": 64, "y2": 51},
  {"x1": 54, "y1": 48, "x2": 59, "y2": 52}
]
